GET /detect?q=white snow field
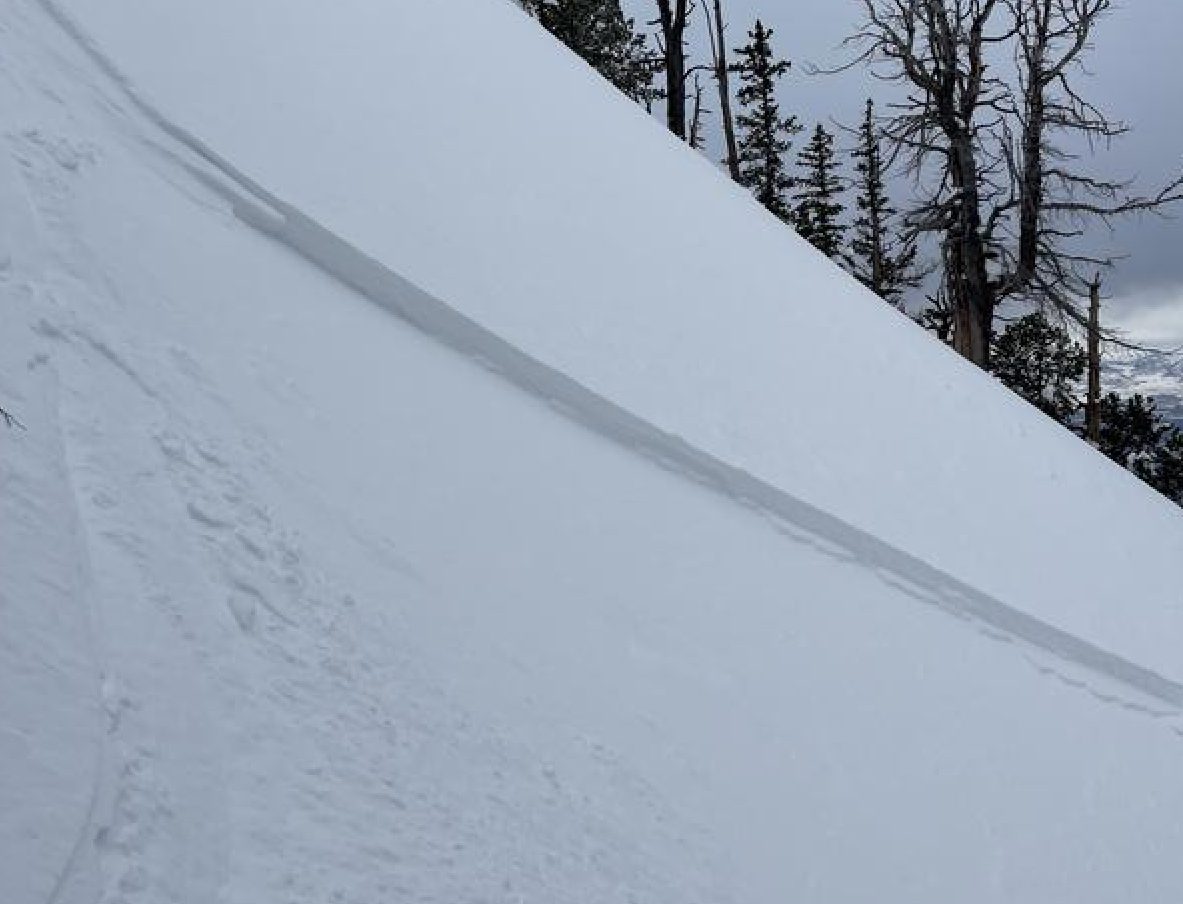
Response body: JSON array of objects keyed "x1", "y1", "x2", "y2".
[{"x1": 2, "y1": 0, "x2": 1183, "y2": 902}]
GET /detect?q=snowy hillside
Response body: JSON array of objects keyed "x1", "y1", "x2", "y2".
[{"x1": 3, "y1": 1, "x2": 1183, "y2": 902}]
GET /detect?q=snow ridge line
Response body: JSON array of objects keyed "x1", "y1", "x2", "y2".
[{"x1": 34, "y1": 0, "x2": 1183, "y2": 713}]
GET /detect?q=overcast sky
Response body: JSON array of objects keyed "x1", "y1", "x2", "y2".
[{"x1": 622, "y1": 0, "x2": 1183, "y2": 339}]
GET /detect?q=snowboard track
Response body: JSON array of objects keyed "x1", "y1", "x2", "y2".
[{"x1": 31, "y1": 0, "x2": 1183, "y2": 716}]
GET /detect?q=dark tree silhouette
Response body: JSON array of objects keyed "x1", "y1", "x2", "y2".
[
  {"x1": 526, "y1": 0, "x2": 657, "y2": 104},
  {"x1": 730, "y1": 20, "x2": 798, "y2": 222},
  {"x1": 793, "y1": 124, "x2": 846, "y2": 258},
  {"x1": 991, "y1": 312, "x2": 1086, "y2": 425},
  {"x1": 847, "y1": 99, "x2": 919, "y2": 305},
  {"x1": 654, "y1": 0, "x2": 693, "y2": 139}
]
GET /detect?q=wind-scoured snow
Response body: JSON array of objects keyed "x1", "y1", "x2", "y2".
[{"x1": 3, "y1": 1, "x2": 1183, "y2": 902}]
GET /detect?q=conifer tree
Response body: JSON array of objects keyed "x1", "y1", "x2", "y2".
[
  {"x1": 1098, "y1": 394, "x2": 1172, "y2": 474},
  {"x1": 991, "y1": 312, "x2": 1086, "y2": 426},
  {"x1": 730, "y1": 20, "x2": 798, "y2": 222},
  {"x1": 793, "y1": 123, "x2": 846, "y2": 259},
  {"x1": 848, "y1": 100, "x2": 918, "y2": 305},
  {"x1": 527, "y1": 0, "x2": 656, "y2": 105},
  {"x1": 1151, "y1": 430, "x2": 1183, "y2": 505},
  {"x1": 1096, "y1": 393, "x2": 1183, "y2": 505}
]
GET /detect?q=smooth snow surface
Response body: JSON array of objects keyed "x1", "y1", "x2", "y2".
[{"x1": 2, "y1": 1, "x2": 1183, "y2": 902}]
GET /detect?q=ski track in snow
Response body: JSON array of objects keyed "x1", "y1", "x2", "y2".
[
  {"x1": 23, "y1": 0, "x2": 1183, "y2": 720},
  {"x1": 5, "y1": 81, "x2": 215, "y2": 904},
  {"x1": 4, "y1": 45, "x2": 688, "y2": 897},
  {"x1": 1, "y1": 61, "x2": 111, "y2": 904}
]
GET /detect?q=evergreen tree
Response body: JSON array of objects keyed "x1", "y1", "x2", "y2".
[
  {"x1": 1097, "y1": 393, "x2": 1172, "y2": 474},
  {"x1": 1096, "y1": 393, "x2": 1183, "y2": 505},
  {"x1": 793, "y1": 123, "x2": 846, "y2": 259},
  {"x1": 848, "y1": 99, "x2": 918, "y2": 305},
  {"x1": 526, "y1": 0, "x2": 655, "y2": 105},
  {"x1": 988, "y1": 317, "x2": 1183, "y2": 507},
  {"x1": 990, "y1": 312, "x2": 1086, "y2": 426},
  {"x1": 730, "y1": 20, "x2": 798, "y2": 222},
  {"x1": 1151, "y1": 430, "x2": 1183, "y2": 504}
]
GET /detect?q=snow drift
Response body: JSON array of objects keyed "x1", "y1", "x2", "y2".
[{"x1": 2, "y1": 0, "x2": 1183, "y2": 902}]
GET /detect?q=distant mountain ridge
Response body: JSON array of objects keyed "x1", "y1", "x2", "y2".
[{"x1": 1104, "y1": 346, "x2": 1183, "y2": 429}]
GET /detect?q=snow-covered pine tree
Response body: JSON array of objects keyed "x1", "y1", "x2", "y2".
[
  {"x1": 730, "y1": 20, "x2": 798, "y2": 222},
  {"x1": 793, "y1": 123, "x2": 846, "y2": 259},
  {"x1": 525, "y1": 0, "x2": 655, "y2": 105},
  {"x1": 848, "y1": 99, "x2": 918, "y2": 305}
]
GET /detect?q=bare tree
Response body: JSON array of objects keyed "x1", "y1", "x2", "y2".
[
  {"x1": 1002, "y1": 0, "x2": 1183, "y2": 304},
  {"x1": 851, "y1": 0, "x2": 1007, "y2": 364},
  {"x1": 917, "y1": 285, "x2": 957, "y2": 344},
  {"x1": 1085, "y1": 272, "x2": 1102, "y2": 442},
  {"x1": 851, "y1": 0, "x2": 1182, "y2": 368},
  {"x1": 705, "y1": 0, "x2": 741, "y2": 179},
  {"x1": 688, "y1": 72, "x2": 709, "y2": 149}
]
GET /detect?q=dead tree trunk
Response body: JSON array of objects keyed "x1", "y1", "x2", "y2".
[
  {"x1": 854, "y1": 0, "x2": 1181, "y2": 372},
  {"x1": 688, "y1": 72, "x2": 707, "y2": 149},
  {"x1": 854, "y1": 0, "x2": 1004, "y2": 368},
  {"x1": 1085, "y1": 274, "x2": 1102, "y2": 443},
  {"x1": 1003, "y1": 0, "x2": 1181, "y2": 306},
  {"x1": 706, "y1": 0, "x2": 740, "y2": 179},
  {"x1": 950, "y1": 141, "x2": 996, "y2": 365},
  {"x1": 656, "y1": 0, "x2": 691, "y2": 140}
]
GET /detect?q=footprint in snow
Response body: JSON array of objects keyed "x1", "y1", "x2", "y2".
[
  {"x1": 185, "y1": 500, "x2": 232, "y2": 532},
  {"x1": 227, "y1": 592, "x2": 257, "y2": 632}
]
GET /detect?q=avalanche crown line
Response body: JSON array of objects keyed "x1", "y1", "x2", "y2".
[{"x1": 33, "y1": 0, "x2": 1183, "y2": 717}]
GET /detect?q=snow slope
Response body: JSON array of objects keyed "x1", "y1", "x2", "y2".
[
  {"x1": 2, "y1": 0, "x2": 1183, "y2": 902},
  {"x1": 40, "y1": 0, "x2": 1183, "y2": 688}
]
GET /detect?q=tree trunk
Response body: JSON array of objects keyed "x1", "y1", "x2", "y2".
[
  {"x1": 709, "y1": 0, "x2": 741, "y2": 180},
  {"x1": 1086, "y1": 275, "x2": 1102, "y2": 442},
  {"x1": 688, "y1": 74, "x2": 706, "y2": 149},
  {"x1": 949, "y1": 139, "x2": 995, "y2": 367},
  {"x1": 656, "y1": 0, "x2": 689, "y2": 140},
  {"x1": 1017, "y1": 85, "x2": 1044, "y2": 284},
  {"x1": 867, "y1": 157, "x2": 885, "y2": 294}
]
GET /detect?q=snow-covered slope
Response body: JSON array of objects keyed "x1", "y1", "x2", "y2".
[
  {"x1": 40, "y1": 0, "x2": 1183, "y2": 685},
  {"x1": 3, "y1": 1, "x2": 1183, "y2": 902}
]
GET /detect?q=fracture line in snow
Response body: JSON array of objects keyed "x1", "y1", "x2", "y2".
[{"x1": 32, "y1": 0, "x2": 1183, "y2": 715}]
